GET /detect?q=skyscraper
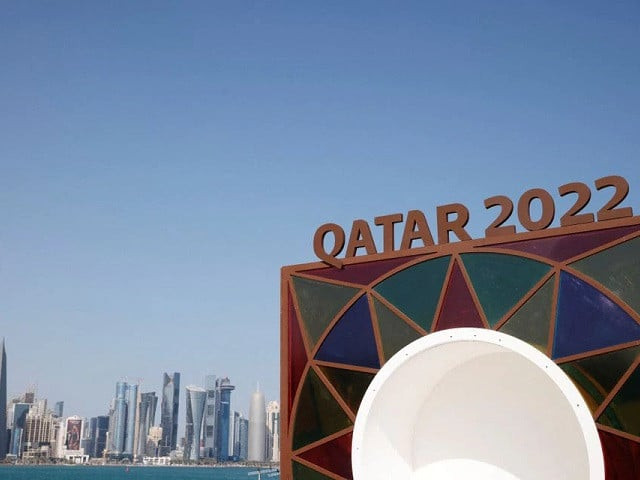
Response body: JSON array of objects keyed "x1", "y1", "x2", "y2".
[
  {"x1": 214, "y1": 377, "x2": 234, "y2": 461},
  {"x1": 110, "y1": 382, "x2": 128, "y2": 456},
  {"x1": 266, "y1": 401, "x2": 280, "y2": 462},
  {"x1": 53, "y1": 401, "x2": 64, "y2": 418},
  {"x1": 184, "y1": 386, "x2": 206, "y2": 462},
  {"x1": 203, "y1": 375, "x2": 216, "y2": 458},
  {"x1": 123, "y1": 383, "x2": 138, "y2": 456},
  {"x1": 90, "y1": 416, "x2": 109, "y2": 458},
  {"x1": 248, "y1": 387, "x2": 266, "y2": 462},
  {"x1": 0, "y1": 339, "x2": 6, "y2": 459},
  {"x1": 136, "y1": 392, "x2": 157, "y2": 458},
  {"x1": 160, "y1": 372, "x2": 180, "y2": 456}
]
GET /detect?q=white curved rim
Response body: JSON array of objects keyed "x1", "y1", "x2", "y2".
[{"x1": 351, "y1": 327, "x2": 605, "y2": 479}]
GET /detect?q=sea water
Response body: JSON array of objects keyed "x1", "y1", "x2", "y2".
[{"x1": 0, "y1": 466, "x2": 265, "y2": 480}]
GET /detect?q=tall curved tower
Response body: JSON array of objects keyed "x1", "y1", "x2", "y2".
[
  {"x1": 248, "y1": 387, "x2": 266, "y2": 461},
  {"x1": 185, "y1": 386, "x2": 206, "y2": 462}
]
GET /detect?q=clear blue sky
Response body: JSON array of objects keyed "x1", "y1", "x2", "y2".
[{"x1": 1, "y1": 1, "x2": 639, "y2": 430}]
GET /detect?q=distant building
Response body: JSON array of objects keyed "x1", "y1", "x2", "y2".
[
  {"x1": 160, "y1": 372, "x2": 180, "y2": 456},
  {"x1": 109, "y1": 381, "x2": 128, "y2": 456},
  {"x1": 184, "y1": 386, "x2": 206, "y2": 462},
  {"x1": 214, "y1": 377, "x2": 235, "y2": 461},
  {"x1": 203, "y1": 375, "x2": 216, "y2": 458},
  {"x1": 266, "y1": 401, "x2": 280, "y2": 462},
  {"x1": 23, "y1": 406, "x2": 54, "y2": 459},
  {"x1": 146, "y1": 425, "x2": 162, "y2": 457},
  {"x1": 106, "y1": 381, "x2": 139, "y2": 459},
  {"x1": 53, "y1": 401, "x2": 64, "y2": 418},
  {"x1": 124, "y1": 383, "x2": 138, "y2": 457},
  {"x1": 9, "y1": 403, "x2": 30, "y2": 457},
  {"x1": 0, "y1": 339, "x2": 6, "y2": 459},
  {"x1": 136, "y1": 392, "x2": 157, "y2": 459},
  {"x1": 232, "y1": 411, "x2": 249, "y2": 461},
  {"x1": 248, "y1": 387, "x2": 266, "y2": 462},
  {"x1": 239, "y1": 416, "x2": 249, "y2": 461},
  {"x1": 91, "y1": 416, "x2": 109, "y2": 458}
]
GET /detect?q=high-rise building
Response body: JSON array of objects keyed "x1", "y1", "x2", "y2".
[
  {"x1": 124, "y1": 383, "x2": 138, "y2": 456},
  {"x1": 184, "y1": 386, "x2": 206, "y2": 462},
  {"x1": 23, "y1": 407, "x2": 54, "y2": 459},
  {"x1": 248, "y1": 387, "x2": 266, "y2": 462},
  {"x1": 136, "y1": 392, "x2": 157, "y2": 458},
  {"x1": 203, "y1": 375, "x2": 216, "y2": 458},
  {"x1": 239, "y1": 416, "x2": 249, "y2": 461},
  {"x1": 53, "y1": 401, "x2": 64, "y2": 418},
  {"x1": 232, "y1": 411, "x2": 249, "y2": 461},
  {"x1": 87, "y1": 415, "x2": 110, "y2": 458},
  {"x1": 214, "y1": 377, "x2": 235, "y2": 461},
  {"x1": 160, "y1": 372, "x2": 180, "y2": 456},
  {"x1": 266, "y1": 401, "x2": 280, "y2": 462},
  {"x1": 0, "y1": 339, "x2": 7, "y2": 459},
  {"x1": 9, "y1": 403, "x2": 30, "y2": 457},
  {"x1": 110, "y1": 382, "x2": 128, "y2": 456}
]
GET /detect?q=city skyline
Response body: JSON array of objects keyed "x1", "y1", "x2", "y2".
[{"x1": 1, "y1": 346, "x2": 280, "y2": 464}]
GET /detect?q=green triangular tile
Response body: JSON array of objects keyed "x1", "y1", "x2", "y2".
[
  {"x1": 373, "y1": 256, "x2": 450, "y2": 331},
  {"x1": 292, "y1": 276, "x2": 360, "y2": 348},
  {"x1": 561, "y1": 345, "x2": 640, "y2": 414},
  {"x1": 374, "y1": 297, "x2": 422, "y2": 361},
  {"x1": 571, "y1": 236, "x2": 640, "y2": 315},
  {"x1": 499, "y1": 277, "x2": 554, "y2": 350},
  {"x1": 319, "y1": 365, "x2": 375, "y2": 413},
  {"x1": 292, "y1": 460, "x2": 335, "y2": 480},
  {"x1": 292, "y1": 368, "x2": 352, "y2": 450},
  {"x1": 597, "y1": 364, "x2": 640, "y2": 437},
  {"x1": 461, "y1": 253, "x2": 551, "y2": 327}
]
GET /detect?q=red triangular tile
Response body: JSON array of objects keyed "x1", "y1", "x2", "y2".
[
  {"x1": 289, "y1": 289, "x2": 308, "y2": 416},
  {"x1": 434, "y1": 261, "x2": 485, "y2": 331},
  {"x1": 598, "y1": 429, "x2": 640, "y2": 479},
  {"x1": 298, "y1": 432, "x2": 353, "y2": 479},
  {"x1": 304, "y1": 256, "x2": 417, "y2": 286},
  {"x1": 488, "y1": 224, "x2": 640, "y2": 262}
]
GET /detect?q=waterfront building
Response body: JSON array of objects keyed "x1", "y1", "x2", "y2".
[
  {"x1": 203, "y1": 374, "x2": 216, "y2": 458},
  {"x1": 266, "y1": 400, "x2": 280, "y2": 462},
  {"x1": 136, "y1": 392, "x2": 157, "y2": 458},
  {"x1": 160, "y1": 372, "x2": 180, "y2": 456},
  {"x1": 110, "y1": 381, "x2": 128, "y2": 456},
  {"x1": 123, "y1": 383, "x2": 138, "y2": 456},
  {"x1": 248, "y1": 387, "x2": 266, "y2": 461},
  {"x1": 0, "y1": 339, "x2": 7, "y2": 459},
  {"x1": 232, "y1": 411, "x2": 249, "y2": 461},
  {"x1": 146, "y1": 425, "x2": 162, "y2": 457},
  {"x1": 23, "y1": 406, "x2": 54, "y2": 458},
  {"x1": 93, "y1": 416, "x2": 109, "y2": 458},
  {"x1": 239, "y1": 416, "x2": 249, "y2": 460},
  {"x1": 9, "y1": 403, "x2": 30, "y2": 457},
  {"x1": 184, "y1": 386, "x2": 206, "y2": 462},
  {"x1": 214, "y1": 377, "x2": 235, "y2": 461},
  {"x1": 53, "y1": 401, "x2": 64, "y2": 418}
]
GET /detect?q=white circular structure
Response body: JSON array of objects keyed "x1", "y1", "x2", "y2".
[{"x1": 352, "y1": 328, "x2": 605, "y2": 480}]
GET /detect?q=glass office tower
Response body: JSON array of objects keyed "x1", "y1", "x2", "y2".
[
  {"x1": 160, "y1": 372, "x2": 180, "y2": 456},
  {"x1": 0, "y1": 339, "x2": 6, "y2": 459},
  {"x1": 184, "y1": 386, "x2": 206, "y2": 462},
  {"x1": 214, "y1": 377, "x2": 235, "y2": 461}
]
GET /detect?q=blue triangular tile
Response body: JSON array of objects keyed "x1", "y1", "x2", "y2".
[
  {"x1": 553, "y1": 272, "x2": 640, "y2": 358},
  {"x1": 315, "y1": 295, "x2": 380, "y2": 368}
]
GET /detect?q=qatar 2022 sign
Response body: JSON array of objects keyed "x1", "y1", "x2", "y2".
[{"x1": 281, "y1": 175, "x2": 640, "y2": 480}]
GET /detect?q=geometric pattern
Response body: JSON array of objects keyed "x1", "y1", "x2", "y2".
[{"x1": 283, "y1": 220, "x2": 640, "y2": 480}]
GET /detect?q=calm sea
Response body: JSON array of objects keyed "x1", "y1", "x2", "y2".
[{"x1": 0, "y1": 466, "x2": 271, "y2": 480}]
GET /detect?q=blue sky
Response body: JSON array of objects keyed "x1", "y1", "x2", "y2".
[{"x1": 1, "y1": 1, "x2": 639, "y2": 429}]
